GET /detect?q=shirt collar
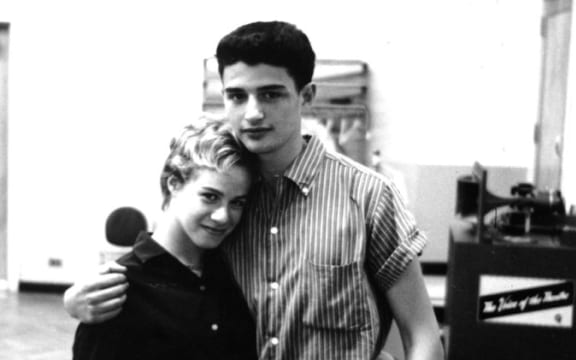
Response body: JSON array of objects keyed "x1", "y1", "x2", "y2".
[
  {"x1": 282, "y1": 134, "x2": 326, "y2": 196},
  {"x1": 132, "y1": 231, "x2": 167, "y2": 263},
  {"x1": 132, "y1": 231, "x2": 220, "y2": 270}
]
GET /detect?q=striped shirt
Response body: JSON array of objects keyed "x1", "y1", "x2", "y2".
[{"x1": 223, "y1": 135, "x2": 427, "y2": 360}]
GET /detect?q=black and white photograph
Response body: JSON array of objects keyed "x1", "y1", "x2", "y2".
[{"x1": 0, "y1": 1, "x2": 575, "y2": 359}]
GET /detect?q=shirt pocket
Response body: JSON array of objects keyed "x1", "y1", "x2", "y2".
[{"x1": 302, "y1": 260, "x2": 371, "y2": 331}]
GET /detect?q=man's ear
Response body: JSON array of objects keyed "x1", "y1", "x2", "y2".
[{"x1": 301, "y1": 83, "x2": 316, "y2": 106}]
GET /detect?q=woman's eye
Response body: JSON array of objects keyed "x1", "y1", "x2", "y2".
[
  {"x1": 231, "y1": 199, "x2": 247, "y2": 209},
  {"x1": 201, "y1": 193, "x2": 218, "y2": 202}
]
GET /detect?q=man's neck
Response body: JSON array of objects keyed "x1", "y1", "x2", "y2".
[{"x1": 258, "y1": 135, "x2": 305, "y2": 181}]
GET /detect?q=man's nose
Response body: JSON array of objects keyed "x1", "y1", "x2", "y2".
[{"x1": 244, "y1": 96, "x2": 264, "y2": 122}]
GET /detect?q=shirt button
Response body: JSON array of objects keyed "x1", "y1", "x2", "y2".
[
  {"x1": 199, "y1": 285, "x2": 206, "y2": 291},
  {"x1": 211, "y1": 323, "x2": 219, "y2": 331},
  {"x1": 270, "y1": 337, "x2": 279, "y2": 346},
  {"x1": 270, "y1": 282, "x2": 279, "y2": 290},
  {"x1": 302, "y1": 187, "x2": 310, "y2": 195},
  {"x1": 270, "y1": 227, "x2": 278, "y2": 235}
]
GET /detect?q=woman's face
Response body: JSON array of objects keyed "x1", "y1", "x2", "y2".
[{"x1": 168, "y1": 166, "x2": 251, "y2": 249}]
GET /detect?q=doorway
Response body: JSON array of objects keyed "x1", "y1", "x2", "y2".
[{"x1": 0, "y1": 23, "x2": 9, "y2": 288}]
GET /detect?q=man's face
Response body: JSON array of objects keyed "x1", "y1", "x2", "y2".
[{"x1": 221, "y1": 62, "x2": 313, "y2": 159}]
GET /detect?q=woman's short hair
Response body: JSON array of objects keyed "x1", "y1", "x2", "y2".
[{"x1": 159, "y1": 117, "x2": 257, "y2": 209}]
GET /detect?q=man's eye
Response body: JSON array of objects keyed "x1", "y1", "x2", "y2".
[
  {"x1": 260, "y1": 91, "x2": 283, "y2": 101},
  {"x1": 226, "y1": 92, "x2": 247, "y2": 102}
]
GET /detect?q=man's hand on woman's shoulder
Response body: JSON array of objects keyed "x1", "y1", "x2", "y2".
[{"x1": 63, "y1": 262, "x2": 128, "y2": 324}]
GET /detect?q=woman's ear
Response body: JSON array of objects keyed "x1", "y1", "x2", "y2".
[
  {"x1": 167, "y1": 175, "x2": 181, "y2": 194},
  {"x1": 301, "y1": 83, "x2": 316, "y2": 106}
]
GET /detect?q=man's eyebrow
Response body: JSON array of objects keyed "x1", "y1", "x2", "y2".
[
  {"x1": 257, "y1": 85, "x2": 287, "y2": 91},
  {"x1": 223, "y1": 87, "x2": 244, "y2": 93},
  {"x1": 223, "y1": 85, "x2": 287, "y2": 93}
]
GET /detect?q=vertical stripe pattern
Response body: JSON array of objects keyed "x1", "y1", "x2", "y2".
[{"x1": 224, "y1": 135, "x2": 427, "y2": 360}]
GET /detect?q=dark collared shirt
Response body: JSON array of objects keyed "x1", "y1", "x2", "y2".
[
  {"x1": 73, "y1": 231, "x2": 257, "y2": 360},
  {"x1": 224, "y1": 135, "x2": 427, "y2": 360}
]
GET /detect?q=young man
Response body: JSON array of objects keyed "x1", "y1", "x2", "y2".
[{"x1": 65, "y1": 21, "x2": 444, "y2": 360}]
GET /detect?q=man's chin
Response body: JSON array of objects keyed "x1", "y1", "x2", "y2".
[{"x1": 242, "y1": 140, "x2": 271, "y2": 155}]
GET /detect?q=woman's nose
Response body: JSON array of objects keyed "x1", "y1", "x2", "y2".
[{"x1": 210, "y1": 206, "x2": 230, "y2": 224}]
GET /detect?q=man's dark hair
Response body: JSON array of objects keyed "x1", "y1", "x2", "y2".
[{"x1": 216, "y1": 21, "x2": 316, "y2": 92}]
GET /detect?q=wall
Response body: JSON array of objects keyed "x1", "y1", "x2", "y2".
[
  {"x1": 564, "y1": 2, "x2": 576, "y2": 211},
  {"x1": 0, "y1": 1, "x2": 544, "y2": 287},
  {"x1": 564, "y1": 95, "x2": 576, "y2": 212}
]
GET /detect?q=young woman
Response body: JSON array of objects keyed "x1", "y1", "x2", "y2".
[{"x1": 72, "y1": 118, "x2": 258, "y2": 360}]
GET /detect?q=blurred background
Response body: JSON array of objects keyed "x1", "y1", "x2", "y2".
[
  {"x1": 3, "y1": 0, "x2": 571, "y2": 288},
  {"x1": 0, "y1": 1, "x2": 575, "y2": 359}
]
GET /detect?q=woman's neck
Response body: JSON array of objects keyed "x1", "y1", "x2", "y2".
[{"x1": 152, "y1": 215, "x2": 204, "y2": 270}]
